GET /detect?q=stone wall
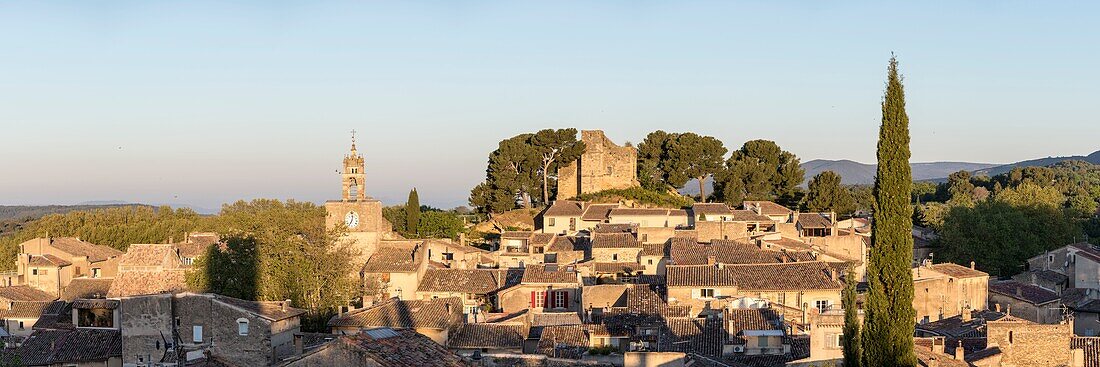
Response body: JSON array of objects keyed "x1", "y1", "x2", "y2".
[
  {"x1": 120, "y1": 294, "x2": 175, "y2": 365},
  {"x1": 557, "y1": 130, "x2": 638, "y2": 199},
  {"x1": 986, "y1": 319, "x2": 1073, "y2": 367}
]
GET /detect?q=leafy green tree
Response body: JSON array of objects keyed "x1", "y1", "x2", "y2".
[
  {"x1": 664, "y1": 132, "x2": 727, "y2": 202},
  {"x1": 637, "y1": 130, "x2": 676, "y2": 191},
  {"x1": 407, "y1": 188, "x2": 420, "y2": 235},
  {"x1": 416, "y1": 211, "x2": 467, "y2": 240},
  {"x1": 911, "y1": 181, "x2": 938, "y2": 203},
  {"x1": 861, "y1": 55, "x2": 916, "y2": 367},
  {"x1": 849, "y1": 185, "x2": 874, "y2": 212},
  {"x1": 469, "y1": 181, "x2": 515, "y2": 215},
  {"x1": 714, "y1": 140, "x2": 804, "y2": 206},
  {"x1": 530, "y1": 128, "x2": 586, "y2": 203},
  {"x1": 946, "y1": 170, "x2": 976, "y2": 206},
  {"x1": 842, "y1": 270, "x2": 862, "y2": 367},
  {"x1": 804, "y1": 171, "x2": 856, "y2": 214},
  {"x1": 996, "y1": 183, "x2": 1064, "y2": 208},
  {"x1": 939, "y1": 199, "x2": 1078, "y2": 276}
]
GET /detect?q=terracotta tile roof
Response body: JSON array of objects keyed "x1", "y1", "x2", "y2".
[
  {"x1": 106, "y1": 269, "x2": 188, "y2": 297},
  {"x1": 725, "y1": 308, "x2": 784, "y2": 345},
  {"x1": 61, "y1": 278, "x2": 113, "y2": 301},
  {"x1": 592, "y1": 262, "x2": 643, "y2": 274},
  {"x1": 1070, "y1": 243, "x2": 1100, "y2": 263},
  {"x1": 641, "y1": 242, "x2": 668, "y2": 257},
  {"x1": 929, "y1": 263, "x2": 988, "y2": 279},
  {"x1": 667, "y1": 262, "x2": 843, "y2": 291},
  {"x1": 362, "y1": 243, "x2": 421, "y2": 273},
  {"x1": 671, "y1": 239, "x2": 814, "y2": 265},
  {"x1": 24, "y1": 237, "x2": 123, "y2": 262},
  {"x1": 762, "y1": 237, "x2": 814, "y2": 251},
  {"x1": 547, "y1": 236, "x2": 586, "y2": 252},
  {"x1": 535, "y1": 325, "x2": 590, "y2": 359},
  {"x1": 990, "y1": 280, "x2": 1061, "y2": 305},
  {"x1": 590, "y1": 232, "x2": 641, "y2": 249},
  {"x1": 417, "y1": 269, "x2": 503, "y2": 294},
  {"x1": 529, "y1": 233, "x2": 557, "y2": 246},
  {"x1": 32, "y1": 301, "x2": 72, "y2": 330},
  {"x1": 15, "y1": 328, "x2": 121, "y2": 365},
  {"x1": 581, "y1": 204, "x2": 618, "y2": 221},
  {"x1": 530, "y1": 312, "x2": 583, "y2": 327},
  {"x1": 593, "y1": 223, "x2": 638, "y2": 233},
  {"x1": 448, "y1": 323, "x2": 526, "y2": 349},
  {"x1": 214, "y1": 295, "x2": 305, "y2": 321},
  {"x1": 492, "y1": 269, "x2": 525, "y2": 290},
  {"x1": 119, "y1": 243, "x2": 182, "y2": 268},
  {"x1": 1027, "y1": 269, "x2": 1070, "y2": 285},
  {"x1": 1072, "y1": 336, "x2": 1100, "y2": 367},
  {"x1": 28, "y1": 254, "x2": 72, "y2": 267},
  {"x1": 501, "y1": 231, "x2": 533, "y2": 240},
  {"x1": 728, "y1": 210, "x2": 775, "y2": 222},
  {"x1": 915, "y1": 310, "x2": 1008, "y2": 338},
  {"x1": 666, "y1": 317, "x2": 725, "y2": 358},
  {"x1": 521, "y1": 264, "x2": 580, "y2": 284},
  {"x1": 327, "y1": 297, "x2": 462, "y2": 330},
  {"x1": 0, "y1": 285, "x2": 57, "y2": 302},
  {"x1": 327, "y1": 329, "x2": 471, "y2": 367},
  {"x1": 543, "y1": 201, "x2": 586, "y2": 217},
  {"x1": 797, "y1": 213, "x2": 833, "y2": 229},
  {"x1": 744, "y1": 201, "x2": 793, "y2": 216},
  {"x1": 174, "y1": 232, "x2": 220, "y2": 258},
  {"x1": 609, "y1": 208, "x2": 672, "y2": 217},
  {"x1": 692, "y1": 203, "x2": 733, "y2": 216},
  {"x1": 0, "y1": 300, "x2": 52, "y2": 319}
]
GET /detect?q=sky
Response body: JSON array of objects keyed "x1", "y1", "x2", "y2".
[{"x1": 2, "y1": 1, "x2": 1098, "y2": 212}]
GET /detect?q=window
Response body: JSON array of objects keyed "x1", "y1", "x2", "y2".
[
  {"x1": 612, "y1": 254, "x2": 618, "y2": 261},
  {"x1": 555, "y1": 291, "x2": 566, "y2": 308},
  {"x1": 700, "y1": 289, "x2": 715, "y2": 298},
  {"x1": 548, "y1": 218, "x2": 556, "y2": 226},
  {"x1": 815, "y1": 300, "x2": 830, "y2": 313},
  {"x1": 641, "y1": 234, "x2": 648, "y2": 242},
  {"x1": 1049, "y1": 255, "x2": 1055, "y2": 263},
  {"x1": 18, "y1": 321, "x2": 24, "y2": 330},
  {"x1": 237, "y1": 318, "x2": 249, "y2": 336},
  {"x1": 835, "y1": 334, "x2": 844, "y2": 348},
  {"x1": 39, "y1": 269, "x2": 48, "y2": 275},
  {"x1": 759, "y1": 335, "x2": 770, "y2": 347},
  {"x1": 193, "y1": 325, "x2": 203, "y2": 343},
  {"x1": 31, "y1": 269, "x2": 37, "y2": 275},
  {"x1": 536, "y1": 292, "x2": 545, "y2": 307},
  {"x1": 92, "y1": 268, "x2": 101, "y2": 278},
  {"x1": 77, "y1": 308, "x2": 114, "y2": 328},
  {"x1": 648, "y1": 259, "x2": 654, "y2": 265},
  {"x1": 443, "y1": 253, "x2": 454, "y2": 261}
]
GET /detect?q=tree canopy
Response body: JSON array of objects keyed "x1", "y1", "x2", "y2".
[
  {"x1": 469, "y1": 129, "x2": 584, "y2": 214},
  {"x1": 713, "y1": 140, "x2": 804, "y2": 206},
  {"x1": 636, "y1": 131, "x2": 726, "y2": 201},
  {"x1": 804, "y1": 171, "x2": 856, "y2": 214}
]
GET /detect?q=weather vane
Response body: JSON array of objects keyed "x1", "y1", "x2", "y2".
[{"x1": 350, "y1": 129, "x2": 358, "y2": 149}]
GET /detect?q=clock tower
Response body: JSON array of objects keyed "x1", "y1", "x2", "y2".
[{"x1": 325, "y1": 131, "x2": 386, "y2": 263}]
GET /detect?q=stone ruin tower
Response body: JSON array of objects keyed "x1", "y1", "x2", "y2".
[{"x1": 556, "y1": 130, "x2": 639, "y2": 199}]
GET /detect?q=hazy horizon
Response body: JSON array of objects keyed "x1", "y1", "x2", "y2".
[{"x1": 3, "y1": 1, "x2": 1099, "y2": 210}]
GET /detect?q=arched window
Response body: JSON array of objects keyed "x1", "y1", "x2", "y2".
[{"x1": 237, "y1": 318, "x2": 249, "y2": 336}]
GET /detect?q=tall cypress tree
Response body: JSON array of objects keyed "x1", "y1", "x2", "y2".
[
  {"x1": 861, "y1": 55, "x2": 916, "y2": 366},
  {"x1": 842, "y1": 270, "x2": 862, "y2": 367},
  {"x1": 407, "y1": 188, "x2": 420, "y2": 236}
]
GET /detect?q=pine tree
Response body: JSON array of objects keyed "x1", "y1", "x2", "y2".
[
  {"x1": 861, "y1": 55, "x2": 917, "y2": 366},
  {"x1": 804, "y1": 171, "x2": 855, "y2": 214},
  {"x1": 842, "y1": 270, "x2": 862, "y2": 367},
  {"x1": 407, "y1": 188, "x2": 420, "y2": 236}
]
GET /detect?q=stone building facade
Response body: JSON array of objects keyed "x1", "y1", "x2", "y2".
[{"x1": 556, "y1": 130, "x2": 638, "y2": 199}]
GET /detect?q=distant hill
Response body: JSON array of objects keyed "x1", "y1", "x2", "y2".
[
  {"x1": 0, "y1": 204, "x2": 148, "y2": 237},
  {"x1": 800, "y1": 160, "x2": 999, "y2": 185},
  {"x1": 974, "y1": 150, "x2": 1100, "y2": 177}
]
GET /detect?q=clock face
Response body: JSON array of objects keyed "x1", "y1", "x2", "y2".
[{"x1": 344, "y1": 211, "x2": 360, "y2": 229}]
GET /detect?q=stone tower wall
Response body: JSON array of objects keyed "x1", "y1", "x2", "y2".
[{"x1": 557, "y1": 130, "x2": 639, "y2": 199}]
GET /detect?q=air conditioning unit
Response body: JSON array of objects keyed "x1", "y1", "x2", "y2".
[{"x1": 731, "y1": 345, "x2": 745, "y2": 353}]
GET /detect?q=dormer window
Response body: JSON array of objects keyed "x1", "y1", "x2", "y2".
[{"x1": 237, "y1": 318, "x2": 249, "y2": 336}]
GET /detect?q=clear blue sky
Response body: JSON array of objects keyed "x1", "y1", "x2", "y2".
[{"x1": 2, "y1": 1, "x2": 1098, "y2": 211}]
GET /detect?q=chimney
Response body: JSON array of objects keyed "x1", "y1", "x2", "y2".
[
  {"x1": 828, "y1": 269, "x2": 838, "y2": 282},
  {"x1": 995, "y1": 303, "x2": 1002, "y2": 313},
  {"x1": 1074, "y1": 348, "x2": 1085, "y2": 367},
  {"x1": 1016, "y1": 287, "x2": 1023, "y2": 297},
  {"x1": 445, "y1": 302, "x2": 452, "y2": 314},
  {"x1": 962, "y1": 306, "x2": 972, "y2": 322},
  {"x1": 970, "y1": 261, "x2": 976, "y2": 270},
  {"x1": 1006, "y1": 304, "x2": 1012, "y2": 315},
  {"x1": 281, "y1": 299, "x2": 291, "y2": 312},
  {"x1": 1031, "y1": 273, "x2": 1038, "y2": 285},
  {"x1": 459, "y1": 233, "x2": 467, "y2": 247},
  {"x1": 706, "y1": 255, "x2": 716, "y2": 265},
  {"x1": 932, "y1": 337, "x2": 945, "y2": 354},
  {"x1": 954, "y1": 340, "x2": 964, "y2": 360},
  {"x1": 294, "y1": 334, "x2": 304, "y2": 356}
]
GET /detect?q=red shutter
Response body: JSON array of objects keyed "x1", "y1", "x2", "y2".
[
  {"x1": 543, "y1": 291, "x2": 550, "y2": 308},
  {"x1": 562, "y1": 291, "x2": 569, "y2": 308},
  {"x1": 530, "y1": 291, "x2": 536, "y2": 308}
]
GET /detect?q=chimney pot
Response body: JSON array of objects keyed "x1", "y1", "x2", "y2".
[
  {"x1": 970, "y1": 261, "x2": 976, "y2": 270},
  {"x1": 995, "y1": 303, "x2": 1002, "y2": 313},
  {"x1": 294, "y1": 334, "x2": 304, "y2": 356},
  {"x1": 954, "y1": 340, "x2": 965, "y2": 360}
]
